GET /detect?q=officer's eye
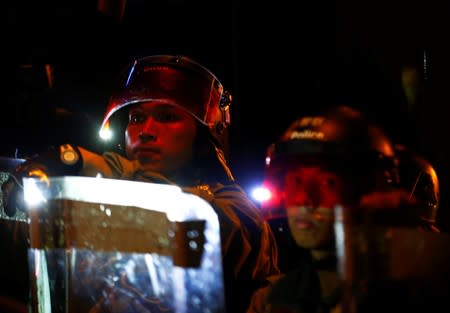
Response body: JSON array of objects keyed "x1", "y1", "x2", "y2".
[
  {"x1": 153, "y1": 109, "x2": 182, "y2": 123},
  {"x1": 294, "y1": 176, "x2": 303, "y2": 186},
  {"x1": 324, "y1": 177, "x2": 338, "y2": 188},
  {"x1": 318, "y1": 174, "x2": 340, "y2": 191}
]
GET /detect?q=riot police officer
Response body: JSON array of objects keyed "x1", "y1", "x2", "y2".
[{"x1": 3, "y1": 55, "x2": 279, "y2": 313}]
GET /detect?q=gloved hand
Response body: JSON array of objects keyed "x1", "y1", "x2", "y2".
[{"x1": 1, "y1": 144, "x2": 82, "y2": 216}]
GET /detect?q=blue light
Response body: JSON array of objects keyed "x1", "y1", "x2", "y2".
[{"x1": 251, "y1": 185, "x2": 271, "y2": 203}]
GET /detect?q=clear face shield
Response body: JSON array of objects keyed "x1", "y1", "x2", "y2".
[{"x1": 99, "y1": 55, "x2": 232, "y2": 146}]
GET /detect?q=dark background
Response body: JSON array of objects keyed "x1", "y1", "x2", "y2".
[{"x1": 1, "y1": 0, "x2": 450, "y2": 231}]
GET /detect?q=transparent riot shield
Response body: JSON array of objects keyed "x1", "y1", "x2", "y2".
[
  {"x1": 334, "y1": 205, "x2": 450, "y2": 313},
  {"x1": 23, "y1": 176, "x2": 225, "y2": 313}
]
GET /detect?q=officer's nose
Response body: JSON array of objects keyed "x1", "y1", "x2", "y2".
[
  {"x1": 139, "y1": 117, "x2": 157, "y2": 142},
  {"x1": 289, "y1": 182, "x2": 321, "y2": 211}
]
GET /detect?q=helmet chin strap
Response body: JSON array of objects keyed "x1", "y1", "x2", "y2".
[{"x1": 214, "y1": 145, "x2": 234, "y2": 182}]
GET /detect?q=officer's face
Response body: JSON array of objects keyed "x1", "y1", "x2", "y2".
[
  {"x1": 125, "y1": 101, "x2": 197, "y2": 176},
  {"x1": 284, "y1": 166, "x2": 348, "y2": 250}
]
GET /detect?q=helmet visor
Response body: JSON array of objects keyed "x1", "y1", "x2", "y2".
[{"x1": 100, "y1": 55, "x2": 224, "y2": 132}]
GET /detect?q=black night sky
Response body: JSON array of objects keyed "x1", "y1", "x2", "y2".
[{"x1": 2, "y1": 0, "x2": 450, "y2": 230}]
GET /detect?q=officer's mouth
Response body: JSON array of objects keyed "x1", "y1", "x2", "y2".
[
  {"x1": 134, "y1": 147, "x2": 161, "y2": 160},
  {"x1": 292, "y1": 216, "x2": 316, "y2": 230}
]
